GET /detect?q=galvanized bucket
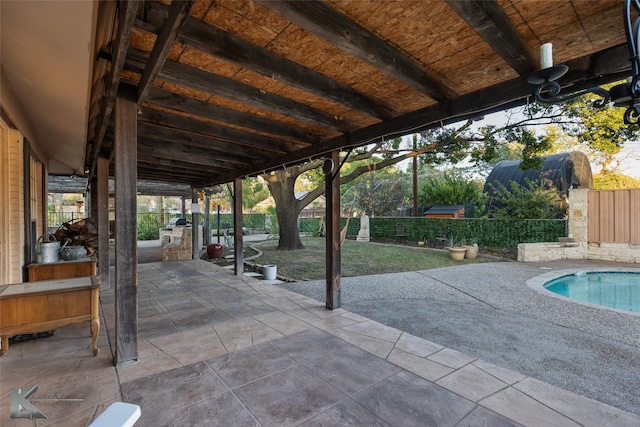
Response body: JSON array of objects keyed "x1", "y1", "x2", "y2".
[{"x1": 38, "y1": 234, "x2": 60, "y2": 264}]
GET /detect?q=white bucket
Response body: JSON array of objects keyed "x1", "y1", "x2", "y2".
[{"x1": 263, "y1": 265, "x2": 277, "y2": 280}]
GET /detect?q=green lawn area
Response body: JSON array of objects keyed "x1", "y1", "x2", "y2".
[{"x1": 251, "y1": 237, "x2": 493, "y2": 281}]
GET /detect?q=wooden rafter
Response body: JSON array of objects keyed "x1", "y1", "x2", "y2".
[
  {"x1": 445, "y1": 0, "x2": 535, "y2": 75},
  {"x1": 255, "y1": 0, "x2": 456, "y2": 101},
  {"x1": 136, "y1": 0, "x2": 194, "y2": 104}
]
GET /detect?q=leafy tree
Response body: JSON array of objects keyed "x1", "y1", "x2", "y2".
[
  {"x1": 488, "y1": 178, "x2": 565, "y2": 219},
  {"x1": 342, "y1": 173, "x2": 409, "y2": 217},
  {"x1": 242, "y1": 177, "x2": 269, "y2": 213},
  {"x1": 593, "y1": 173, "x2": 640, "y2": 190},
  {"x1": 418, "y1": 173, "x2": 486, "y2": 217}
]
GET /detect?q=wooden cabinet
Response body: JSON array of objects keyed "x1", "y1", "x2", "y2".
[
  {"x1": 27, "y1": 259, "x2": 96, "y2": 282},
  {"x1": 0, "y1": 276, "x2": 101, "y2": 356}
]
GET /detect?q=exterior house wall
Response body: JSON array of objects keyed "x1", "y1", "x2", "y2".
[
  {"x1": 518, "y1": 189, "x2": 640, "y2": 263},
  {"x1": 1, "y1": 128, "x2": 25, "y2": 284}
]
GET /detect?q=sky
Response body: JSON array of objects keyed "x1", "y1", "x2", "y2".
[{"x1": 400, "y1": 110, "x2": 640, "y2": 179}]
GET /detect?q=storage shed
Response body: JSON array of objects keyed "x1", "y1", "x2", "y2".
[
  {"x1": 424, "y1": 205, "x2": 466, "y2": 219},
  {"x1": 484, "y1": 151, "x2": 593, "y2": 199}
]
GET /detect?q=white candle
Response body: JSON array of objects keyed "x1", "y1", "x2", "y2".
[{"x1": 540, "y1": 43, "x2": 553, "y2": 69}]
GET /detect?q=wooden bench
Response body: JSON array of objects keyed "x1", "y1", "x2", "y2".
[{"x1": 0, "y1": 276, "x2": 101, "y2": 356}]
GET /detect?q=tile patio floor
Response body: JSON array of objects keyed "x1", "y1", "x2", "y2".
[{"x1": 1, "y1": 260, "x2": 639, "y2": 426}]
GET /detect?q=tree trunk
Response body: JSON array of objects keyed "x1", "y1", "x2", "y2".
[{"x1": 264, "y1": 169, "x2": 305, "y2": 250}]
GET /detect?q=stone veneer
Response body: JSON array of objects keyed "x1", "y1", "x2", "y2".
[{"x1": 518, "y1": 189, "x2": 640, "y2": 263}]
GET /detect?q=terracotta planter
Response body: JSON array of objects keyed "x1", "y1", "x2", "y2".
[
  {"x1": 464, "y1": 244, "x2": 478, "y2": 259},
  {"x1": 449, "y1": 247, "x2": 466, "y2": 260}
]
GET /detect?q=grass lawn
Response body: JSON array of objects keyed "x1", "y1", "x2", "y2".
[{"x1": 251, "y1": 237, "x2": 493, "y2": 281}]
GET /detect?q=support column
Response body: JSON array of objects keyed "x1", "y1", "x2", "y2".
[
  {"x1": 97, "y1": 156, "x2": 110, "y2": 291},
  {"x1": 191, "y1": 187, "x2": 200, "y2": 260},
  {"x1": 204, "y1": 192, "x2": 211, "y2": 246},
  {"x1": 233, "y1": 177, "x2": 244, "y2": 275},
  {"x1": 325, "y1": 151, "x2": 341, "y2": 309},
  {"x1": 114, "y1": 83, "x2": 138, "y2": 365}
]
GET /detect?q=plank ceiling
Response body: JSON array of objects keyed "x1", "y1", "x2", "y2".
[{"x1": 85, "y1": 0, "x2": 630, "y2": 188}]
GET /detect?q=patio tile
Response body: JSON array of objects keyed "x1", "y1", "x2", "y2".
[
  {"x1": 428, "y1": 347, "x2": 476, "y2": 369},
  {"x1": 457, "y1": 405, "x2": 525, "y2": 427},
  {"x1": 340, "y1": 319, "x2": 403, "y2": 343},
  {"x1": 436, "y1": 363, "x2": 508, "y2": 402},
  {"x1": 513, "y1": 377, "x2": 640, "y2": 427},
  {"x1": 480, "y1": 387, "x2": 581, "y2": 426},
  {"x1": 394, "y1": 332, "x2": 444, "y2": 357},
  {"x1": 301, "y1": 343, "x2": 400, "y2": 395},
  {"x1": 327, "y1": 328, "x2": 395, "y2": 359},
  {"x1": 472, "y1": 360, "x2": 527, "y2": 385},
  {"x1": 137, "y1": 315, "x2": 179, "y2": 340},
  {"x1": 167, "y1": 306, "x2": 233, "y2": 330},
  {"x1": 116, "y1": 347, "x2": 182, "y2": 382},
  {"x1": 270, "y1": 329, "x2": 354, "y2": 365},
  {"x1": 206, "y1": 342, "x2": 297, "y2": 389},
  {"x1": 147, "y1": 325, "x2": 227, "y2": 366},
  {"x1": 213, "y1": 317, "x2": 283, "y2": 351},
  {"x1": 387, "y1": 348, "x2": 453, "y2": 381},
  {"x1": 297, "y1": 398, "x2": 391, "y2": 427},
  {"x1": 234, "y1": 364, "x2": 346, "y2": 427},
  {"x1": 121, "y1": 361, "x2": 228, "y2": 425},
  {"x1": 311, "y1": 313, "x2": 360, "y2": 331},
  {"x1": 253, "y1": 311, "x2": 313, "y2": 335},
  {"x1": 352, "y1": 370, "x2": 475, "y2": 427},
  {"x1": 140, "y1": 391, "x2": 259, "y2": 427}
]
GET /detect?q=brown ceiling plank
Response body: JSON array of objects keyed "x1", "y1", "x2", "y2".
[
  {"x1": 445, "y1": 0, "x2": 535, "y2": 75},
  {"x1": 137, "y1": 0, "x2": 194, "y2": 104},
  {"x1": 136, "y1": 135, "x2": 255, "y2": 166},
  {"x1": 138, "y1": 109, "x2": 297, "y2": 153},
  {"x1": 255, "y1": 0, "x2": 455, "y2": 101},
  {"x1": 89, "y1": 0, "x2": 141, "y2": 177},
  {"x1": 207, "y1": 44, "x2": 630, "y2": 186},
  {"x1": 126, "y1": 48, "x2": 352, "y2": 132},
  {"x1": 138, "y1": 1, "x2": 394, "y2": 120},
  {"x1": 145, "y1": 87, "x2": 322, "y2": 145},
  {"x1": 137, "y1": 156, "x2": 232, "y2": 174}
]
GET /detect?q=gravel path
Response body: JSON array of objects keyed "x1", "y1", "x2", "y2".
[{"x1": 278, "y1": 259, "x2": 640, "y2": 415}]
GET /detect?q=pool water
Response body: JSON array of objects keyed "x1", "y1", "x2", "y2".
[{"x1": 545, "y1": 272, "x2": 640, "y2": 313}]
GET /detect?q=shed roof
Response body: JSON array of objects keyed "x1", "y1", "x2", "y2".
[{"x1": 424, "y1": 205, "x2": 466, "y2": 215}]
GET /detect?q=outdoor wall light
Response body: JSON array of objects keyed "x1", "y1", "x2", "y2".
[{"x1": 528, "y1": 0, "x2": 640, "y2": 124}]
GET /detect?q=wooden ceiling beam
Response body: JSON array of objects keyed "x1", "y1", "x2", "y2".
[
  {"x1": 138, "y1": 109, "x2": 299, "y2": 153},
  {"x1": 136, "y1": 136, "x2": 253, "y2": 167},
  {"x1": 145, "y1": 87, "x2": 323, "y2": 145},
  {"x1": 138, "y1": 1, "x2": 394, "y2": 120},
  {"x1": 126, "y1": 49, "x2": 352, "y2": 133},
  {"x1": 88, "y1": 0, "x2": 141, "y2": 177},
  {"x1": 255, "y1": 0, "x2": 456, "y2": 101},
  {"x1": 207, "y1": 45, "x2": 630, "y2": 186},
  {"x1": 137, "y1": 122, "x2": 267, "y2": 162},
  {"x1": 136, "y1": 0, "x2": 194, "y2": 104},
  {"x1": 446, "y1": 0, "x2": 535, "y2": 75}
]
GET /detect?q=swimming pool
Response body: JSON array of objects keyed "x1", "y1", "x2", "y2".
[{"x1": 544, "y1": 271, "x2": 640, "y2": 313}]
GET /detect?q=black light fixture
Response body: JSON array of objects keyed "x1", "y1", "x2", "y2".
[
  {"x1": 528, "y1": 0, "x2": 640, "y2": 124},
  {"x1": 71, "y1": 170, "x2": 78, "y2": 180}
]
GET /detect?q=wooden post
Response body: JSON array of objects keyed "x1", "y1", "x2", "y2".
[
  {"x1": 233, "y1": 177, "x2": 244, "y2": 275},
  {"x1": 413, "y1": 133, "x2": 418, "y2": 216},
  {"x1": 191, "y1": 187, "x2": 200, "y2": 260},
  {"x1": 325, "y1": 150, "x2": 341, "y2": 309},
  {"x1": 204, "y1": 192, "x2": 211, "y2": 246},
  {"x1": 114, "y1": 83, "x2": 138, "y2": 365},
  {"x1": 97, "y1": 156, "x2": 110, "y2": 291}
]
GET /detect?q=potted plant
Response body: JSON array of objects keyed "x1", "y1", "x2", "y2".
[
  {"x1": 447, "y1": 234, "x2": 466, "y2": 260},
  {"x1": 464, "y1": 238, "x2": 478, "y2": 259}
]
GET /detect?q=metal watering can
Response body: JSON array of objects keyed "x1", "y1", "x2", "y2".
[
  {"x1": 59, "y1": 238, "x2": 87, "y2": 261},
  {"x1": 37, "y1": 234, "x2": 60, "y2": 264}
]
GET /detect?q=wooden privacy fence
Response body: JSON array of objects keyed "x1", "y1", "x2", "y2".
[{"x1": 588, "y1": 189, "x2": 640, "y2": 244}]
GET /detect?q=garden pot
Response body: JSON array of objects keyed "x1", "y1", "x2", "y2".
[
  {"x1": 60, "y1": 245, "x2": 87, "y2": 261},
  {"x1": 448, "y1": 247, "x2": 466, "y2": 261},
  {"x1": 207, "y1": 243, "x2": 223, "y2": 258},
  {"x1": 263, "y1": 265, "x2": 277, "y2": 280},
  {"x1": 464, "y1": 244, "x2": 478, "y2": 259}
]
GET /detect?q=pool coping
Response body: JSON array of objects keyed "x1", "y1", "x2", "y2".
[{"x1": 527, "y1": 267, "x2": 640, "y2": 317}]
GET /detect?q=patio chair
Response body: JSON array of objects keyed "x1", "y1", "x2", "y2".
[
  {"x1": 435, "y1": 227, "x2": 451, "y2": 248},
  {"x1": 395, "y1": 224, "x2": 408, "y2": 244}
]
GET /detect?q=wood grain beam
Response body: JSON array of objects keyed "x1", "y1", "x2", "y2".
[
  {"x1": 145, "y1": 87, "x2": 322, "y2": 145},
  {"x1": 136, "y1": 137, "x2": 250, "y2": 167},
  {"x1": 89, "y1": 1, "x2": 140, "y2": 178},
  {"x1": 137, "y1": 109, "x2": 300, "y2": 153},
  {"x1": 446, "y1": 0, "x2": 535, "y2": 75},
  {"x1": 256, "y1": 0, "x2": 455, "y2": 101},
  {"x1": 138, "y1": 1, "x2": 394, "y2": 119},
  {"x1": 126, "y1": 49, "x2": 352, "y2": 133},
  {"x1": 137, "y1": 0, "x2": 194, "y2": 104}
]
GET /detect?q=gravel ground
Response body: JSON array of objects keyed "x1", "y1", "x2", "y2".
[{"x1": 278, "y1": 259, "x2": 640, "y2": 415}]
